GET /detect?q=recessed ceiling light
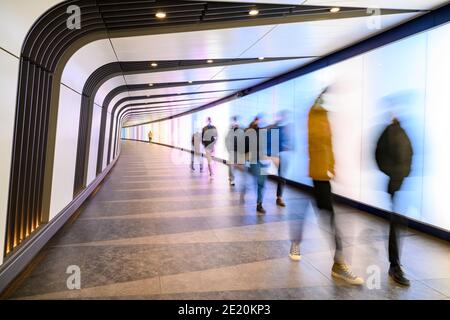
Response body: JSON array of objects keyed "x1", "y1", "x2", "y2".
[
  {"x1": 149, "y1": 83, "x2": 154, "y2": 86},
  {"x1": 258, "y1": 57, "x2": 265, "y2": 60},
  {"x1": 155, "y1": 11, "x2": 166, "y2": 19},
  {"x1": 330, "y1": 7, "x2": 340, "y2": 13},
  {"x1": 188, "y1": 80, "x2": 193, "y2": 84},
  {"x1": 207, "y1": 59, "x2": 214, "y2": 64},
  {"x1": 249, "y1": 9, "x2": 259, "y2": 16},
  {"x1": 151, "y1": 62, "x2": 158, "y2": 67}
]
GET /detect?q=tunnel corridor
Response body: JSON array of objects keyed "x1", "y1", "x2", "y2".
[{"x1": 6, "y1": 141, "x2": 449, "y2": 300}]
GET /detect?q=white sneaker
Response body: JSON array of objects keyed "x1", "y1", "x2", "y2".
[{"x1": 289, "y1": 242, "x2": 301, "y2": 261}]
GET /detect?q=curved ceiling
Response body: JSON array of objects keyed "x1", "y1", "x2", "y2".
[{"x1": 60, "y1": 3, "x2": 428, "y2": 126}]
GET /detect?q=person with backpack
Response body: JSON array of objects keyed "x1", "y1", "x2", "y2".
[
  {"x1": 202, "y1": 117, "x2": 218, "y2": 179},
  {"x1": 375, "y1": 116, "x2": 413, "y2": 286}
]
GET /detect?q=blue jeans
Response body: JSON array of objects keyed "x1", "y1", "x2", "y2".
[{"x1": 250, "y1": 162, "x2": 267, "y2": 204}]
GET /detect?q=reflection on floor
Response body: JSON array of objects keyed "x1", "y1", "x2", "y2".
[{"x1": 9, "y1": 141, "x2": 450, "y2": 300}]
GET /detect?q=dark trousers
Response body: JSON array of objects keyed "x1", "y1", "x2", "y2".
[
  {"x1": 276, "y1": 151, "x2": 289, "y2": 198},
  {"x1": 312, "y1": 180, "x2": 343, "y2": 262},
  {"x1": 388, "y1": 178, "x2": 407, "y2": 267},
  {"x1": 276, "y1": 158, "x2": 285, "y2": 198}
]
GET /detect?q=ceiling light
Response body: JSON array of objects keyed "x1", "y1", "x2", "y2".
[
  {"x1": 149, "y1": 83, "x2": 154, "y2": 87},
  {"x1": 207, "y1": 59, "x2": 214, "y2": 64},
  {"x1": 249, "y1": 9, "x2": 259, "y2": 16},
  {"x1": 188, "y1": 80, "x2": 193, "y2": 84},
  {"x1": 258, "y1": 57, "x2": 265, "y2": 60},
  {"x1": 330, "y1": 7, "x2": 340, "y2": 13},
  {"x1": 155, "y1": 11, "x2": 166, "y2": 19},
  {"x1": 151, "y1": 62, "x2": 158, "y2": 67}
]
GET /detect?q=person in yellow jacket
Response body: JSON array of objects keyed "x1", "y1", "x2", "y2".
[
  {"x1": 308, "y1": 97, "x2": 334, "y2": 181},
  {"x1": 289, "y1": 89, "x2": 364, "y2": 286}
]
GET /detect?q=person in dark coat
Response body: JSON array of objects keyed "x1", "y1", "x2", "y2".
[{"x1": 375, "y1": 117, "x2": 413, "y2": 286}]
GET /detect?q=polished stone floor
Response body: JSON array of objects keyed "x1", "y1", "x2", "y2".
[{"x1": 9, "y1": 141, "x2": 450, "y2": 299}]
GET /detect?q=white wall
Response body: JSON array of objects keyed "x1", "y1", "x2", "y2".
[
  {"x1": 0, "y1": 1, "x2": 121, "y2": 267},
  {"x1": 0, "y1": 0, "x2": 62, "y2": 56},
  {"x1": 87, "y1": 104, "x2": 102, "y2": 185},
  {"x1": 0, "y1": 50, "x2": 19, "y2": 265},
  {"x1": 102, "y1": 112, "x2": 112, "y2": 170},
  {"x1": 0, "y1": 0, "x2": 63, "y2": 264},
  {"x1": 49, "y1": 85, "x2": 81, "y2": 220}
]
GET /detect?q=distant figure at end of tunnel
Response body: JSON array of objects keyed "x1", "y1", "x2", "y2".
[{"x1": 148, "y1": 130, "x2": 153, "y2": 143}]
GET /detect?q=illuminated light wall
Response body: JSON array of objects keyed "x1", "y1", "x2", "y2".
[{"x1": 122, "y1": 22, "x2": 450, "y2": 232}]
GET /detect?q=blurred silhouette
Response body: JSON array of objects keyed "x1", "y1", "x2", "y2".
[
  {"x1": 246, "y1": 115, "x2": 269, "y2": 214},
  {"x1": 148, "y1": 130, "x2": 153, "y2": 143},
  {"x1": 225, "y1": 116, "x2": 245, "y2": 186},
  {"x1": 190, "y1": 128, "x2": 203, "y2": 172},
  {"x1": 202, "y1": 117, "x2": 218, "y2": 179},
  {"x1": 290, "y1": 89, "x2": 364, "y2": 285},
  {"x1": 375, "y1": 116, "x2": 413, "y2": 286},
  {"x1": 266, "y1": 110, "x2": 294, "y2": 207}
]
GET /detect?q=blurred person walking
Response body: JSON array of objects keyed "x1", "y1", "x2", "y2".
[
  {"x1": 289, "y1": 90, "x2": 364, "y2": 285},
  {"x1": 191, "y1": 129, "x2": 203, "y2": 172},
  {"x1": 266, "y1": 110, "x2": 294, "y2": 207},
  {"x1": 202, "y1": 117, "x2": 218, "y2": 179},
  {"x1": 375, "y1": 117, "x2": 413, "y2": 286},
  {"x1": 225, "y1": 116, "x2": 245, "y2": 186},
  {"x1": 246, "y1": 115, "x2": 270, "y2": 214}
]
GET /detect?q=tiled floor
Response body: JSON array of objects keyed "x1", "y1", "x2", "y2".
[{"x1": 9, "y1": 141, "x2": 450, "y2": 299}]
